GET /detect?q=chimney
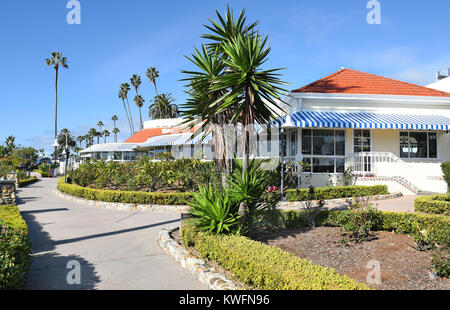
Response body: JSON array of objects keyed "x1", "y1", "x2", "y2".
[{"x1": 436, "y1": 68, "x2": 450, "y2": 80}]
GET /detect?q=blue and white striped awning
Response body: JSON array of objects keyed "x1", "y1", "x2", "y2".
[
  {"x1": 280, "y1": 111, "x2": 450, "y2": 130},
  {"x1": 137, "y1": 132, "x2": 213, "y2": 148}
]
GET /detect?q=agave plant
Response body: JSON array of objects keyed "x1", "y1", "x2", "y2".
[{"x1": 187, "y1": 185, "x2": 241, "y2": 235}]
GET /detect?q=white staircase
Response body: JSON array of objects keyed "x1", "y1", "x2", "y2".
[{"x1": 349, "y1": 152, "x2": 446, "y2": 194}]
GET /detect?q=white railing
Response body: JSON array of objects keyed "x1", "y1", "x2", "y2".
[{"x1": 348, "y1": 152, "x2": 424, "y2": 193}]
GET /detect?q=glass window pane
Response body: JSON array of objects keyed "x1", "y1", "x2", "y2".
[
  {"x1": 335, "y1": 130, "x2": 345, "y2": 156},
  {"x1": 336, "y1": 158, "x2": 345, "y2": 173},
  {"x1": 313, "y1": 130, "x2": 334, "y2": 156},
  {"x1": 399, "y1": 132, "x2": 409, "y2": 158},
  {"x1": 409, "y1": 132, "x2": 428, "y2": 158},
  {"x1": 313, "y1": 158, "x2": 335, "y2": 173},
  {"x1": 302, "y1": 129, "x2": 312, "y2": 155},
  {"x1": 429, "y1": 133, "x2": 437, "y2": 158},
  {"x1": 302, "y1": 158, "x2": 312, "y2": 173},
  {"x1": 289, "y1": 130, "x2": 297, "y2": 157},
  {"x1": 362, "y1": 130, "x2": 371, "y2": 138}
]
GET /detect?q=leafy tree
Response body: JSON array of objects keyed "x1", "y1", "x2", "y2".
[
  {"x1": 149, "y1": 93, "x2": 178, "y2": 119},
  {"x1": 45, "y1": 52, "x2": 68, "y2": 154},
  {"x1": 5, "y1": 135, "x2": 16, "y2": 156}
]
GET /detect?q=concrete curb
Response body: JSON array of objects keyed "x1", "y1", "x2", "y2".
[
  {"x1": 54, "y1": 189, "x2": 189, "y2": 213},
  {"x1": 158, "y1": 226, "x2": 239, "y2": 290}
]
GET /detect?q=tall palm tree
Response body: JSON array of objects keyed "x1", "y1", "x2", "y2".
[
  {"x1": 76, "y1": 136, "x2": 84, "y2": 149},
  {"x1": 182, "y1": 7, "x2": 288, "y2": 226},
  {"x1": 112, "y1": 115, "x2": 118, "y2": 128},
  {"x1": 146, "y1": 67, "x2": 159, "y2": 96},
  {"x1": 97, "y1": 121, "x2": 104, "y2": 133},
  {"x1": 119, "y1": 85, "x2": 133, "y2": 135},
  {"x1": 134, "y1": 95, "x2": 145, "y2": 129},
  {"x1": 130, "y1": 74, "x2": 143, "y2": 129},
  {"x1": 149, "y1": 93, "x2": 178, "y2": 119},
  {"x1": 112, "y1": 127, "x2": 120, "y2": 143},
  {"x1": 120, "y1": 83, "x2": 134, "y2": 134},
  {"x1": 88, "y1": 128, "x2": 98, "y2": 145},
  {"x1": 45, "y1": 52, "x2": 68, "y2": 157},
  {"x1": 103, "y1": 130, "x2": 110, "y2": 143}
]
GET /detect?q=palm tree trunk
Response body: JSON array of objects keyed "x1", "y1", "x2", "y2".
[
  {"x1": 139, "y1": 107, "x2": 143, "y2": 130},
  {"x1": 122, "y1": 100, "x2": 133, "y2": 135},
  {"x1": 126, "y1": 98, "x2": 135, "y2": 134},
  {"x1": 54, "y1": 66, "x2": 59, "y2": 160}
]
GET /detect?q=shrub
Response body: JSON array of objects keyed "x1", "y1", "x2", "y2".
[
  {"x1": 188, "y1": 185, "x2": 241, "y2": 235},
  {"x1": 280, "y1": 185, "x2": 388, "y2": 202},
  {"x1": 415, "y1": 195, "x2": 450, "y2": 216},
  {"x1": 336, "y1": 201, "x2": 381, "y2": 243},
  {"x1": 19, "y1": 177, "x2": 38, "y2": 187},
  {"x1": 57, "y1": 178, "x2": 193, "y2": 205},
  {"x1": 181, "y1": 219, "x2": 369, "y2": 290},
  {"x1": 432, "y1": 247, "x2": 449, "y2": 278},
  {"x1": 442, "y1": 162, "x2": 450, "y2": 193},
  {"x1": 0, "y1": 205, "x2": 32, "y2": 289},
  {"x1": 280, "y1": 210, "x2": 450, "y2": 248}
]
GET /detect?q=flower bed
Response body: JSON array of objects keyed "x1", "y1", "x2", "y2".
[
  {"x1": 0, "y1": 205, "x2": 32, "y2": 289},
  {"x1": 181, "y1": 219, "x2": 370, "y2": 290},
  {"x1": 415, "y1": 195, "x2": 450, "y2": 216}
]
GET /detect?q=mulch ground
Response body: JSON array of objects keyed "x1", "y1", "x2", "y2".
[{"x1": 255, "y1": 227, "x2": 449, "y2": 290}]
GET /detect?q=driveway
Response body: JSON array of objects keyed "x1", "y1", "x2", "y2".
[{"x1": 17, "y1": 178, "x2": 204, "y2": 290}]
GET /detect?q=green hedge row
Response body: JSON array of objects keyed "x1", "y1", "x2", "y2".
[
  {"x1": 442, "y1": 162, "x2": 450, "y2": 193},
  {"x1": 0, "y1": 205, "x2": 32, "y2": 289},
  {"x1": 415, "y1": 195, "x2": 450, "y2": 216},
  {"x1": 282, "y1": 185, "x2": 388, "y2": 201},
  {"x1": 58, "y1": 178, "x2": 193, "y2": 205},
  {"x1": 280, "y1": 210, "x2": 450, "y2": 247},
  {"x1": 181, "y1": 219, "x2": 369, "y2": 290},
  {"x1": 19, "y1": 177, "x2": 38, "y2": 188}
]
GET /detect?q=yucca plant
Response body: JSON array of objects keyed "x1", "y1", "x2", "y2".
[{"x1": 187, "y1": 185, "x2": 241, "y2": 235}]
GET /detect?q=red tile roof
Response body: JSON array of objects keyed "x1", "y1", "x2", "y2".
[
  {"x1": 124, "y1": 128, "x2": 164, "y2": 143},
  {"x1": 292, "y1": 68, "x2": 450, "y2": 97}
]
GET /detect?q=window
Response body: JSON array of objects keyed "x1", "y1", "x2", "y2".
[
  {"x1": 399, "y1": 131, "x2": 437, "y2": 159},
  {"x1": 302, "y1": 129, "x2": 346, "y2": 173},
  {"x1": 288, "y1": 129, "x2": 297, "y2": 157},
  {"x1": 354, "y1": 130, "x2": 371, "y2": 152}
]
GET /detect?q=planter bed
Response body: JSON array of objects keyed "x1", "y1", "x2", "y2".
[{"x1": 255, "y1": 227, "x2": 449, "y2": 290}]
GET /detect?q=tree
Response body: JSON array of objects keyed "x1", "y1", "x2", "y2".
[
  {"x1": 76, "y1": 136, "x2": 84, "y2": 149},
  {"x1": 5, "y1": 135, "x2": 16, "y2": 156},
  {"x1": 0, "y1": 146, "x2": 8, "y2": 157},
  {"x1": 45, "y1": 52, "x2": 68, "y2": 156},
  {"x1": 149, "y1": 93, "x2": 179, "y2": 119},
  {"x1": 130, "y1": 74, "x2": 143, "y2": 129},
  {"x1": 146, "y1": 67, "x2": 160, "y2": 96},
  {"x1": 134, "y1": 95, "x2": 145, "y2": 130},
  {"x1": 87, "y1": 128, "x2": 98, "y2": 146},
  {"x1": 57, "y1": 129, "x2": 77, "y2": 154},
  {"x1": 120, "y1": 83, "x2": 134, "y2": 134},
  {"x1": 112, "y1": 115, "x2": 118, "y2": 128},
  {"x1": 103, "y1": 130, "x2": 110, "y2": 143},
  {"x1": 97, "y1": 121, "x2": 104, "y2": 132},
  {"x1": 181, "y1": 7, "x2": 288, "y2": 227},
  {"x1": 112, "y1": 127, "x2": 120, "y2": 143}
]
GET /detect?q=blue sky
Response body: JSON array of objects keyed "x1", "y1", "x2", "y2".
[{"x1": 1, "y1": 0, "x2": 449, "y2": 154}]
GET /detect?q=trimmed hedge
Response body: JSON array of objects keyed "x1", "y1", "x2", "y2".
[
  {"x1": 415, "y1": 195, "x2": 450, "y2": 216},
  {"x1": 57, "y1": 178, "x2": 193, "y2": 205},
  {"x1": 442, "y1": 162, "x2": 450, "y2": 193},
  {"x1": 0, "y1": 205, "x2": 32, "y2": 289},
  {"x1": 283, "y1": 185, "x2": 388, "y2": 201},
  {"x1": 19, "y1": 177, "x2": 38, "y2": 188},
  {"x1": 181, "y1": 219, "x2": 369, "y2": 290},
  {"x1": 280, "y1": 210, "x2": 450, "y2": 247}
]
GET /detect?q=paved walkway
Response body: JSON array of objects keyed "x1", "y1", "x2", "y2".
[
  {"x1": 17, "y1": 178, "x2": 204, "y2": 290},
  {"x1": 370, "y1": 195, "x2": 417, "y2": 213}
]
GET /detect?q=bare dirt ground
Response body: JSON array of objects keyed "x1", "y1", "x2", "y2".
[{"x1": 255, "y1": 227, "x2": 449, "y2": 290}]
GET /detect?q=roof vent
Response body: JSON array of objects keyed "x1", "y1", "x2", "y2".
[{"x1": 437, "y1": 68, "x2": 450, "y2": 80}]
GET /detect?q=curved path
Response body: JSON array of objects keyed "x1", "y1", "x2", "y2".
[{"x1": 17, "y1": 178, "x2": 204, "y2": 290}]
